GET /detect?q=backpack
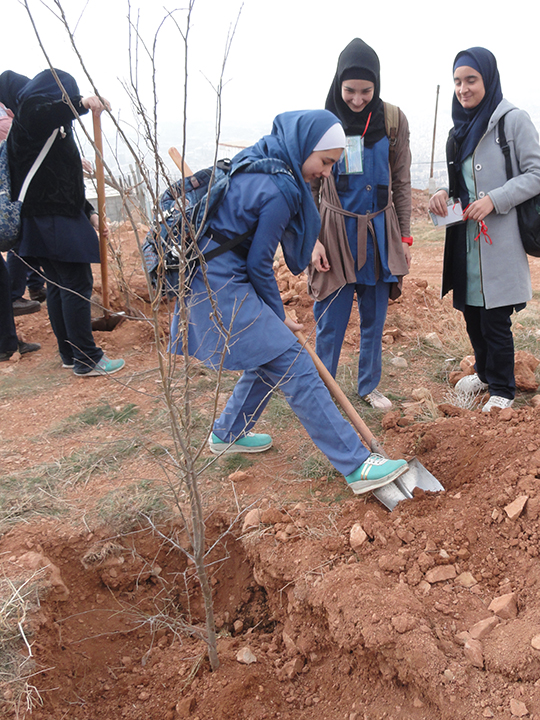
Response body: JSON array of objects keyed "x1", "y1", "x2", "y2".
[
  {"x1": 142, "y1": 159, "x2": 240, "y2": 296},
  {"x1": 0, "y1": 131, "x2": 58, "y2": 252},
  {"x1": 498, "y1": 112, "x2": 540, "y2": 257},
  {"x1": 142, "y1": 156, "x2": 293, "y2": 296},
  {"x1": 0, "y1": 141, "x2": 21, "y2": 252}
]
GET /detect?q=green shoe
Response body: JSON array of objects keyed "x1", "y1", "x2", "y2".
[
  {"x1": 74, "y1": 355, "x2": 125, "y2": 377},
  {"x1": 208, "y1": 432, "x2": 273, "y2": 455},
  {"x1": 345, "y1": 454, "x2": 408, "y2": 495}
]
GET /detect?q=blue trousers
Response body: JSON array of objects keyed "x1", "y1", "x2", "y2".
[
  {"x1": 462, "y1": 304, "x2": 516, "y2": 400},
  {"x1": 0, "y1": 255, "x2": 17, "y2": 354},
  {"x1": 314, "y1": 280, "x2": 390, "y2": 397},
  {"x1": 213, "y1": 342, "x2": 370, "y2": 476},
  {"x1": 39, "y1": 258, "x2": 103, "y2": 371}
]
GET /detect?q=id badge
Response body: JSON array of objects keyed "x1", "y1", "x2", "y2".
[{"x1": 344, "y1": 135, "x2": 364, "y2": 174}]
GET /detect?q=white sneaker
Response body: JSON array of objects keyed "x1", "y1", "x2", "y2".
[
  {"x1": 362, "y1": 388, "x2": 392, "y2": 410},
  {"x1": 482, "y1": 396, "x2": 514, "y2": 412},
  {"x1": 455, "y1": 373, "x2": 488, "y2": 395}
]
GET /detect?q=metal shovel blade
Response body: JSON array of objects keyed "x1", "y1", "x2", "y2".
[
  {"x1": 398, "y1": 456, "x2": 445, "y2": 496},
  {"x1": 373, "y1": 458, "x2": 444, "y2": 511},
  {"x1": 372, "y1": 480, "x2": 412, "y2": 511}
]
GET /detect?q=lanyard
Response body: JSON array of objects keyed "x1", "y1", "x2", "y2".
[{"x1": 361, "y1": 112, "x2": 372, "y2": 138}]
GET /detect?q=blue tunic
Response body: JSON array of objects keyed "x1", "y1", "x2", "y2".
[
  {"x1": 336, "y1": 135, "x2": 397, "y2": 284},
  {"x1": 313, "y1": 135, "x2": 399, "y2": 396},
  {"x1": 171, "y1": 173, "x2": 297, "y2": 371}
]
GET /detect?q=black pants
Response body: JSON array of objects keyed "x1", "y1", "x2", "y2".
[
  {"x1": 7, "y1": 250, "x2": 44, "y2": 301},
  {"x1": 462, "y1": 304, "x2": 516, "y2": 400},
  {"x1": 39, "y1": 258, "x2": 103, "y2": 372},
  {"x1": 0, "y1": 255, "x2": 17, "y2": 354}
]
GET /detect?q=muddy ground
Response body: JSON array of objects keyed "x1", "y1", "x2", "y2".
[{"x1": 2, "y1": 189, "x2": 540, "y2": 720}]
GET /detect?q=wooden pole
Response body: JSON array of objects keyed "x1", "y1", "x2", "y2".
[
  {"x1": 429, "y1": 84, "x2": 440, "y2": 184},
  {"x1": 92, "y1": 112, "x2": 110, "y2": 314}
]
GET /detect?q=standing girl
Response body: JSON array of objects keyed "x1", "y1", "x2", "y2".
[
  {"x1": 429, "y1": 47, "x2": 540, "y2": 411},
  {"x1": 308, "y1": 38, "x2": 412, "y2": 410},
  {"x1": 170, "y1": 110, "x2": 408, "y2": 494}
]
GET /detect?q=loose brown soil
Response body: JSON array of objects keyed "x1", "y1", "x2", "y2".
[{"x1": 3, "y1": 189, "x2": 540, "y2": 720}]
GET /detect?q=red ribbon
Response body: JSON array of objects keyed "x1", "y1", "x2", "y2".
[
  {"x1": 463, "y1": 204, "x2": 493, "y2": 244},
  {"x1": 474, "y1": 220, "x2": 492, "y2": 244}
]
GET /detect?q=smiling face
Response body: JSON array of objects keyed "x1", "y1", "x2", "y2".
[
  {"x1": 454, "y1": 65, "x2": 486, "y2": 109},
  {"x1": 301, "y1": 147, "x2": 343, "y2": 182},
  {"x1": 341, "y1": 78, "x2": 375, "y2": 113}
]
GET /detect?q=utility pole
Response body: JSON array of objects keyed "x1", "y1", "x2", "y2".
[{"x1": 429, "y1": 84, "x2": 440, "y2": 195}]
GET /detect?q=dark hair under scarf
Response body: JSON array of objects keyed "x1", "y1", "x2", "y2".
[
  {"x1": 325, "y1": 38, "x2": 386, "y2": 147},
  {"x1": 0, "y1": 71, "x2": 31, "y2": 111},
  {"x1": 452, "y1": 47, "x2": 503, "y2": 165}
]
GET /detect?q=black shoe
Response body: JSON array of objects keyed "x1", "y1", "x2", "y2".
[
  {"x1": 29, "y1": 287, "x2": 47, "y2": 303},
  {"x1": 12, "y1": 298, "x2": 41, "y2": 316},
  {"x1": 0, "y1": 351, "x2": 14, "y2": 362},
  {"x1": 18, "y1": 341, "x2": 41, "y2": 355}
]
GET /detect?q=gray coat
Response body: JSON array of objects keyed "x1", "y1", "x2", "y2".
[{"x1": 442, "y1": 98, "x2": 540, "y2": 310}]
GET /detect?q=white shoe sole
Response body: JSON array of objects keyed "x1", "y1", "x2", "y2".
[{"x1": 208, "y1": 439, "x2": 273, "y2": 455}]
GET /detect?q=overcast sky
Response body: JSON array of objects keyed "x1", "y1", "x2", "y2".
[{"x1": 4, "y1": 0, "x2": 540, "y2": 186}]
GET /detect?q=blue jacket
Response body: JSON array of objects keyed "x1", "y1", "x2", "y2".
[{"x1": 171, "y1": 173, "x2": 297, "y2": 370}]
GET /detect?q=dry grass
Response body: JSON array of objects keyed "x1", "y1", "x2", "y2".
[{"x1": 0, "y1": 573, "x2": 45, "y2": 718}]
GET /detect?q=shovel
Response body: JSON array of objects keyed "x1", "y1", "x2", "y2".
[
  {"x1": 90, "y1": 112, "x2": 124, "y2": 332},
  {"x1": 168, "y1": 147, "x2": 193, "y2": 176},
  {"x1": 294, "y1": 330, "x2": 444, "y2": 510}
]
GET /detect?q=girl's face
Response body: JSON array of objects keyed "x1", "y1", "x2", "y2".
[
  {"x1": 454, "y1": 66, "x2": 486, "y2": 109},
  {"x1": 301, "y1": 147, "x2": 343, "y2": 182},
  {"x1": 341, "y1": 79, "x2": 375, "y2": 113}
]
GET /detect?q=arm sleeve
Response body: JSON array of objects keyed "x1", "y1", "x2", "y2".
[
  {"x1": 391, "y1": 109, "x2": 412, "y2": 237},
  {"x1": 489, "y1": 110, "x2": 540, "y2": 215},
  {"x1": 245, "y1": 191, "x2": 291, "y2": 320}
]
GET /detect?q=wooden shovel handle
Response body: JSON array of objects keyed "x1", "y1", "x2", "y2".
[
  {"x1": 294, "y1": 330, "x2": 386, "y2": 456},
  {"x1": 168, "y1": 147, "x2": 193, "y2": 176},
  {"x1": 92, "y1": 112, "x2": 110, "y2": 313}
]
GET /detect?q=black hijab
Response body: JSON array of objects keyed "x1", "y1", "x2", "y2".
[
  {"x1": 0, "y1": 71, "x2": 31, "y2": 112},
  {"x1": 451, "y1": 47, "x2": 503, "y2": 165},
  {"x1": 17, "y1": 69, "x2": 81, "y2": 104},
  {"x1": 325, "y1": 38, "x2": 386, "y2": 147}
]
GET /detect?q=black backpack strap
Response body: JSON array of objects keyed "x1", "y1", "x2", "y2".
[
  {"x1": 498, "y1": 114, "x2": 514, "y2": 181},
  {"x1": 193, "y1": 227, "x2": 251, "y2": 267}
]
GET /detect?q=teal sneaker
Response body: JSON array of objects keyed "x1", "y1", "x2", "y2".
[
  {"x1": 74, "y1": 355, "x2": 125, "y2": 377},
  {"x1": 208, "y1": 432, "x2": 273, "y2": 455},
  {"x1": 345, "y1": 454, "x2": 409, "y2": 495}
]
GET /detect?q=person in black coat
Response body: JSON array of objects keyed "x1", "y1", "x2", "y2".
[{"x1": 0, "y1": 69, "x2": 124, "y2": 376}]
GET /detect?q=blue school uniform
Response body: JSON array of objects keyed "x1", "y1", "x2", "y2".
[
  {"x1": 173, "y1": 174, "x2": 297, "y2": 370},
  {"x1": 311, "y1": 38, "x2": 410, "y2": 400},
  {"x1": 314, "y1": 136, "x2": 397, "y2": 396},
  {"x1": 169, "y1": 110, "x2": 370, "y2": 476}
]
